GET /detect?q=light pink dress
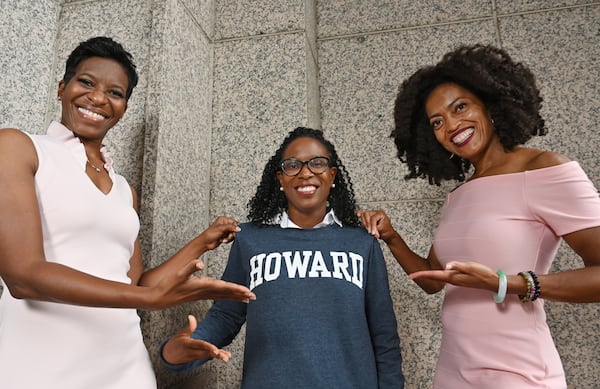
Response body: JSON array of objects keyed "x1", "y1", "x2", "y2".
[
  {"x1": 0, "y1": 121, "x2": 156, "y2": 388},
  {"x1": 432, "y1": 162, "x2": 600, "y2": 389}
]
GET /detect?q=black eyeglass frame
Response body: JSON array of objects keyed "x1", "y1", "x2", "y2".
[{"x1": 280, "y1": 156, "x2": 333, "y2": 177}]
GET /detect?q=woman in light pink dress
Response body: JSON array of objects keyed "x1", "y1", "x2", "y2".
[
  {"x1": 0, "y1": 36, "x2": 254, "y2": 389},
  {"x1": 359, "y1": 44, "x2": 600, "y2": 388}
]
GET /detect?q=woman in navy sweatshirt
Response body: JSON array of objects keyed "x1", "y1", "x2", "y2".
[{"x1": 161, "y1": 127, "x2": 404, "y2": 388}]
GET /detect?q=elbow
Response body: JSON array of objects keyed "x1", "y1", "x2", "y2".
[
  {"x1": 419, "y1": 281, "x2": 445, "y2": 295},
  {"x1": 1, "y1": 276, "x2": 42, "y2": 300},
  {"x1": 6, "y1": 284, "x2": 36, "y2": 300}
]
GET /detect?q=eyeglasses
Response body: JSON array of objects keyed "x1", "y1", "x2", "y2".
[{"x1": 280, "y1": 156, "x2": 332, "y2": 176}]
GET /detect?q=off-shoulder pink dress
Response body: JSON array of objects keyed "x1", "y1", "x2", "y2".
[{"x1": 432, "y1": 162, "x2": 600, "y2": 389}]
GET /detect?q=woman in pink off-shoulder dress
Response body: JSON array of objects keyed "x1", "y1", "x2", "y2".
[{"x1": 359, "y1": 44, "x2": 600, "y2": 388}]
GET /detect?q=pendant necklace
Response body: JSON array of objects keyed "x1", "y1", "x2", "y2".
[{"x1": 87, "y1": 159, "x2": 102, "y2": 173}]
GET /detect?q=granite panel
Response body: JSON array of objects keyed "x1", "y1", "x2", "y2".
[
  {"x1": 496, "y1": 0, "x2": 595, "y2": 14},
  {"x1": 209, "y1": 32, "x2": 308, "y2": 232},
  {"x1": 180, "y1": 0, "x2": 215, "y2": 39},
  {"x1": 214, "y1": 0, "x2": 304, "y2": 39},
  {"x1": 138, "y1": 2, "x2": 216, "y2": 387},
  {"x1": 317, "y1": 0, "x2": 493, "y2": 37},
  {"x1": 318, "y1": 20, "x2": 497, "y2": 203},
  {"x1": 0, "y1": 0, "x2": 60, "y2": 131},
  {"x1": 499, "y1": 5, "x2": 600, "y2": 186}
]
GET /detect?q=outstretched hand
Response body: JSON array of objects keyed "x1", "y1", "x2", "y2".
[
  {"x1": 409, "y1": 261, "x2": 498, "y2": 292},
  {"x1": 162, "y1": 315, "x2": 232, "y2": 365},
  {"x1": 152, "y1": 259, "x2": 256, "y2": 309}
]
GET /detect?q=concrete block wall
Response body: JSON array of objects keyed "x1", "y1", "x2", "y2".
[{"x1": 1, "y1": 1, "x2": 598, "y2": 388}]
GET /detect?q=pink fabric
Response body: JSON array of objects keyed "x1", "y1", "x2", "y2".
[{"x1": 432, "y1": 161, "x2": 600, "y2": 389}]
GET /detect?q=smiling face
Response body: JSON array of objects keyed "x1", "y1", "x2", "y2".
[
  {"x1": 276, "y1": 137, "x2": 337, "y2": 227},
  {"x1": 57, "y1": 56, "x2": 129, "y2": 143},
  {"x1": 425, "y1": 82, "x2": 498, "y2": 163}
]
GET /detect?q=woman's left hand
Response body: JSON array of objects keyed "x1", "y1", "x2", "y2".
[{"x1": 409, "y1": 261, "x2": 498, "y2": 292}]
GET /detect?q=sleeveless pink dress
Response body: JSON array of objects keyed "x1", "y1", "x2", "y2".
[
  {"x1": 0, "y1": 121, "x2": 156, "y2": 388},
  {"x1": 432, "y1": 162, "x2": 600, "y2": 388}
]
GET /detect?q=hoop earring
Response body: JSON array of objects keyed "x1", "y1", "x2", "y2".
[{"x1": 449, "y1": 153, "x2": 455, "y2": 160}]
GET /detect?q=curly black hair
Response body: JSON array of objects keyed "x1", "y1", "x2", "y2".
[
  {"x1": 63, "y1": 37, "x2": 138, "y2": 101},
  {"x1": 392, "y1": 44, "x2": 546, "y2": 185},
  {"x1": 247, "y1": 127, "x2": 361, "y2": 227}
]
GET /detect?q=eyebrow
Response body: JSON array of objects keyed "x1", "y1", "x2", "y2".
[{"x1": 428, "y1": 97, "x2": 461, "y2": 119}]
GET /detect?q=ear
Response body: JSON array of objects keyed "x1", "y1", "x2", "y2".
[
  {"x1": 329, "y1": 166, "x2": 338, "y2": 182},
  {"x1": 276, "y1": 171, "x2": 284, "y2": 187},
  {"x1": 57, "y1": 80, "x2": 65, "y2": 100}
]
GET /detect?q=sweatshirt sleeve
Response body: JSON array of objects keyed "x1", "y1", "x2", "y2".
[
  {"x1": 160, "y1": 238, "x2": 249, "y2": 372},
  {"x1": 365, "y1": 238, "x2": 405, "y2": 388}
]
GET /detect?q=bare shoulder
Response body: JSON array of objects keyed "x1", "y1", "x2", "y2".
[
  {"x1": 0, "y1": 127, "x2": 33, "y2": 145},
  {"x1": 0, "y1": 128, "x2": 38, "y2": 167},
  {"x1": 521, "y1": 148, "x2": 571, "y2": 171}
]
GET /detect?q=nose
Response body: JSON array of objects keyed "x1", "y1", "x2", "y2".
[
  {"x1": 297, "y1": 163, "x2": 314, "y2": 177},
  {"x1": 446, "y1": 114, "x2": 461, "y2": 133},
  {"x1": 87, "y1": 89, "x2": 107, "y2": 105}
]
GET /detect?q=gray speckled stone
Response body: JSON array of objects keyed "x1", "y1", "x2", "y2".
[
  {"x1": 317, "y1": 0, "x2": 493, "y2": 37},
  {"x1": 496, "y1": 0, "x2": 596, "y2": 14},
  {"x1": 209, "y1": 32, "x2": 309, "y2": 230},
  {"x1": 0, "y1": 0, "x2": 60, "y2": 131},
  {"x1": 499, "y1": 6, "x2": 600, "y2": 186},
  {"x1": 214, "y1": 0, "x2": 304, "y2": 40},
  {"x1": 180, "y1": 0, "x2": 215, "y2": 39}
]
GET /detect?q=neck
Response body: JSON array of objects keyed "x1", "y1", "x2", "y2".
[{"x1": 287, "y1": 208, "x2": 327, "y2": 228}]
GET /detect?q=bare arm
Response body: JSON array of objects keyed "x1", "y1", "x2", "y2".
[
  {"x1": 0, "y1": 128, "x2": 254, "y2": 310},
  {"x1": 358, "y1": 210, "x2": 444, "y2": 294},
  {"x1": 410, "y1": 226, "x2": 600, "y2": 303}
]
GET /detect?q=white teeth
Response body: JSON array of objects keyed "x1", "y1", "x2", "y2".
[
  {"x1": 297, "y1": 186, "x2": 316, "y2": 193},
  {"x1": 78, "y1": 107, "x2": 104, "y2": 120},
  {"x1": 452, "y1": 128, "x2": 474, "y2": 144}
]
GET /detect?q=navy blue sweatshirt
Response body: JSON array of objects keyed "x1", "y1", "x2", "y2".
[{"x1": 163, "y1": 223, "x2": 404, "y2": 388}]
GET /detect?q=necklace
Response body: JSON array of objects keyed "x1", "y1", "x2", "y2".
[{"x1": 87, "y1": 159, "x2": 102, "y2": 173}]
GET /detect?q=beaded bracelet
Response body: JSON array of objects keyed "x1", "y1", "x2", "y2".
[
  {"x1": 518, "y1": 271, "x2": 541, "y2": 302},
  {"x1": 528, "y1": 271, "x2": 541, "y2": 301},
  {"x1": 494, "y1": 270, "x2": 507, "y2": 303}
]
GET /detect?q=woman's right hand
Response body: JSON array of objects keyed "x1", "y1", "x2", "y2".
[
  {"x1": 162, "y1": 315, "x2": 231, "y2": 364},
  {"x1": 149, "y1": 259, "x2": 255, "y2": 310},
  {"x1": 357, "y1": 209, "x2": 397, "y2": 242}
]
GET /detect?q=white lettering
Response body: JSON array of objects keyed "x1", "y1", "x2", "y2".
[
  {"x1": 249, "y1": 250, "x2": 363, "y2": 290},
  {"x1": 264, "y1": 252, "x2": 282, "y2": 281},
  {"x1": 249, "y1": 253, "x2": 265, "y2": 290},
  {"x1": 308, "y1": 251, "x2": 331, "y2": 278},
  {"x1": 282, "y1": 251, "x2": 312, "y2": 278},
  {"x1": 349, "y1": 252, "x2": 363, "y2": 288}
]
